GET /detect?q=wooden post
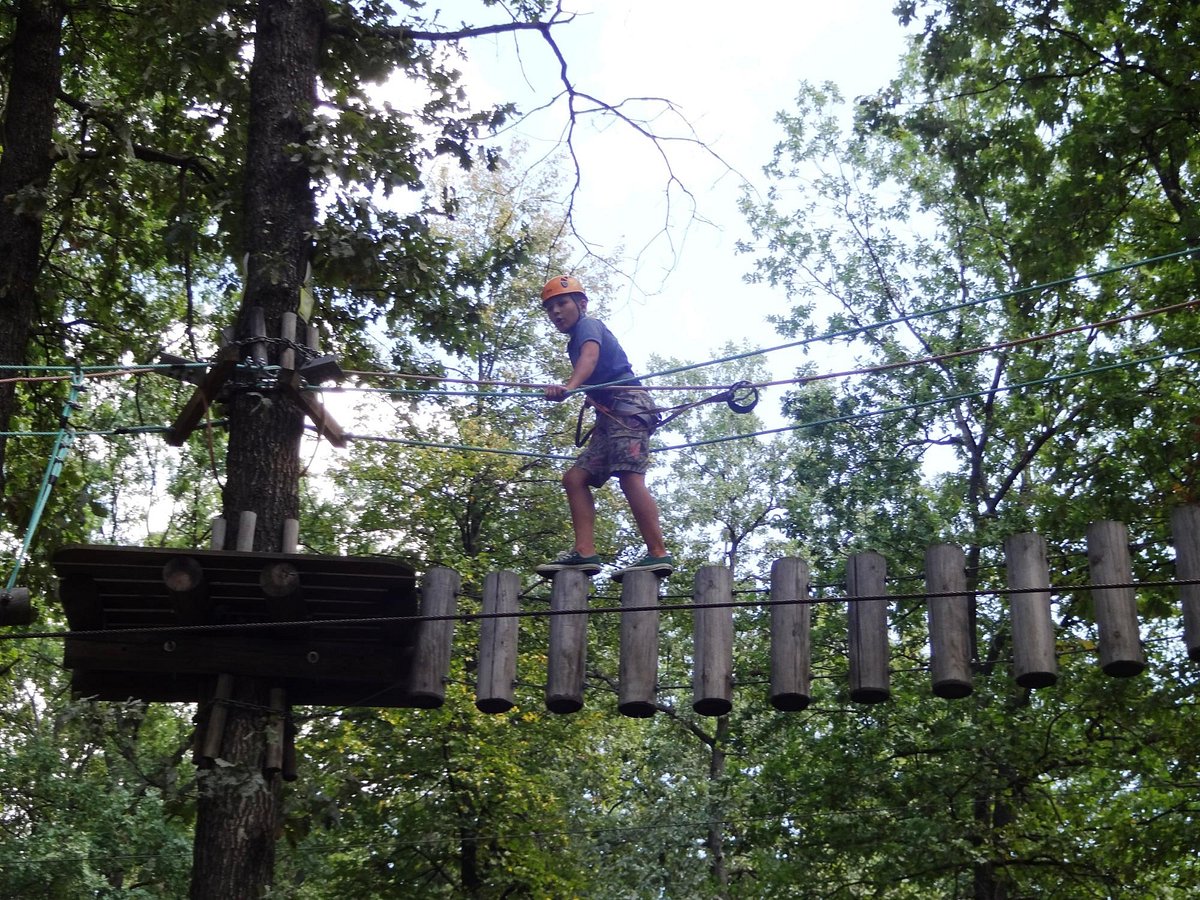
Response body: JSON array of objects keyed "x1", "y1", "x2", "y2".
[
  {"x1": 193, "y1": 516, "x2": 229, "y2": 764},
  {"x1": 693, "y1": 565, "x2": 733, "y2": 716},
  {"x1": 618, "y1": 569, "x2": 659, "y2": 718},
  {"x1": 264, "y1": 687, "x2": 286, "y2": 776},
  {"x1": 925, "y1": 544, "x2": 973, "y2": 698},
  {"x1": 1086, "y1": 520, "x2": 1146, "y2": 677},
  {"x1": 282, "y1": 720, "x2": 298, "y2": 782},
  {"x1": 210, "y1": 516, "x2": 227, "y2": 552},
  {"x1": 279, "y1": 312, "x2": 297, "y2": 373},
  {"x1": 408, "y1": 567, "x2": 460, "y2": 708},
  {"x1": 769, "y1": 556, "x2": 811, "y2": 711},
  {"x1": 546, "y1": 569, "x2": 590, "y2": 713},
  {"x1": 247, "y1": 306, "x2": 267, "y2": 367},
  {"x1": 1004, "y1": 533, "x2": 1058, "y2": 688},
  {"x1": 281, "y1": 518, "x2": 300, "y2": 554},
  {"x1": 1171, "y1": 504, "x2": 1200, "y2": 661},
  {"x1": 847, "y1": 551, "x2": 890, "y2": 703},
  {"x1": 476, "y1": 571, "x2": 519, "y2": 714},
  {"x1": 236, "y1": 511, "x2": 257, "y2": 552},
  {"x1": 200, "y1": 672, "x2": 235, "y2": 762}
]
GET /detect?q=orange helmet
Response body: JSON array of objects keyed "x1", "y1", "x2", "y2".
[{"x1": 541, "y1": 274, "x2": 587, "y2": 304}]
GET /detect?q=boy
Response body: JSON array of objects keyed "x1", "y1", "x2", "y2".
[{"x1": 535, "y1": 274, "x2": 673, "y2": 580}]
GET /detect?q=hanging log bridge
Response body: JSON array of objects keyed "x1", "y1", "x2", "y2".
[{"x1": 46, "y1": 506, "x2": 1200, "y2": 779}]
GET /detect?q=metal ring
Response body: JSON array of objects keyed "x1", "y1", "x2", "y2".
[{"x1": 725, "y1": 381, "x2": 759, "y2": 414}]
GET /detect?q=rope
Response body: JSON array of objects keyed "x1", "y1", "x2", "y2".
[
  {"x1": 630, "y1": 244, "x2": 1200, "y2": 387},
  {"x1": 4, "y1": 576, "x2": 1197, "y2": 642},
  {"x1": 654, "y1": 343, "x2": 1200, "y2": 453},
  {"x1": 6, "y1": 369, "x2": 87, "y2": 591},
  {"x1": 340, "y1": 343, "x2": 1199, "y2": 460}
]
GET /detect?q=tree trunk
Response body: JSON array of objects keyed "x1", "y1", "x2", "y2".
[
  {"x1": 189, "y1": 1, "x2": 322, "y2": 896},
  {"x1": 0, "y1": 0, "x2": 66, "y2": 497},
  {"x1": 706, "y1": 715, "x2": 729, "y2": 895}
]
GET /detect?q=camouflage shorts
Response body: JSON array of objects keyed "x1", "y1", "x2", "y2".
[{"x1": 573, "y1": 391, "x2": 659, "y2": 488}]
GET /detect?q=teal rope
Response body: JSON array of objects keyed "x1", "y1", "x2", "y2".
[
  {"x1": 312, "y1": 385, "x2": 542, "y2": 400},
  {"x1": 335, "y1": 429, "x2": 574, "y2": 462},
  {"x1": 0, "y1": 361, "x2": 211, "y2": 374},
  {"x1": 339, "y1": 345, "x2": 1200, "y2": 460},
  {"x1": 6, "y1": 370, "x2": 87, "y2": 591}
]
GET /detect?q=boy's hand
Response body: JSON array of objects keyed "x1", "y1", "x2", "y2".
[{"x1": 544, "y1": 384, "x2": 568, "y2": 401}]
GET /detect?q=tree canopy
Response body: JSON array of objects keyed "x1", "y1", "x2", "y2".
[{"x1": 3, "y1": 0, "x2": 1200, "y2": 897}]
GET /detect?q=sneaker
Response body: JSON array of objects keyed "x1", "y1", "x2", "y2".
[
  {"x1": 535, "y1": 550, "x2": 603, "y2": 576},
  {"x1": 611, "y1": 554, "x2": 674, "y2": 582}
]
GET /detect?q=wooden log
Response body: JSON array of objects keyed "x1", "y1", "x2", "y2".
[
  {"x1": 769, "y1": 557, "x2": 811, "y2": 711},
  {"x1": 618, "y1": 569, "x2": 659, "y2": 718},
  {"x1": 476, "y1": 571, "x2": 519, "y2": 714},
  {"x1": 1004, "y1": 533, "x2": 1058, "y2": 688},
  {"x1": 285, "y1": 368, "x2": 347, "y2": 447},
  {"x1": 282, "y1": 719, "x2": 298, "y2": 782},
  {"x1": 925, "y1": 544, "x2": 973, "y2": 699},
  {"x1": 163, "y1": 556, "x2": 208, "y2": 625},
  {"x1": 692, "y1": 565, "x2": 733, "y2": 717},
  {"x1": 546, "y1": 569, "x2": 590, "y2": 713},
  {"x1": 264, "y1": 687, "x2": 286, "y2": 776},
  {"x1": 201, "y1": 672, "x2": 235, "y2": 761},
  {"x1": 279, "y1": 312, "x2": 297, "y2": 373},
  {"x1": 408, "y1": 567, "x2": 460, "y2": 708},
  {"x1": 0, "y1": 587, "x2": 32, "y2": 626},
  {"x1": 847, "y1": 551, "x2": 890, "y2": 703},
  {"x1": 282, "y1": 518, "x2": 300, "y2": 554},
  {"x1": 1086, "y1": 520, "x2": 1146, "y2": 677},
  {"x1": 210, "y1": 516, "x2": 227, "y2": 551},
  {"x1": 237, "y1": 510, "x2": 257, "y2": 552},
  {"x1": 246, "y1": 306, "x2": 267, "y2": 367},
  {"x1": 164, "y1": 344, "x2": 240, "y2": 447},
  {"x1": 1170, "y1": 504, "x2": 1200, "y2": 661}
]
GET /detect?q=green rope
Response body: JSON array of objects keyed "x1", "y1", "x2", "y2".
[
  {"x1": 6, "y1": 369, "x2": 87, "y2": 591},
  {"x1": 335, "y1": 429, "x2": 574, "y2": 462}
]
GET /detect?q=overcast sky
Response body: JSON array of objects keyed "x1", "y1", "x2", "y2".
[{"x1": 445, "y1": 1, "x2": 914, "y2": 386}]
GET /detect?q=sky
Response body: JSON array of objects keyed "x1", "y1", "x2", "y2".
[{"x1": 441, "y1": 0, "x2": 915, "y2": 391}]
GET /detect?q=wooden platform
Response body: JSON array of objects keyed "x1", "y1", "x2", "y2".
[{"x1": 53, "y1": 544, "x2": 422, "y2": 707}]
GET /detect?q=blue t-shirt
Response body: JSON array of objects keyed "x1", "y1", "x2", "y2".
[{"x1": 567, "y1": 316, "x2": 640, "y2": 400}]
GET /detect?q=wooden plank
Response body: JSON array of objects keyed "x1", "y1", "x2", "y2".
[
  {"x1": 165, "y1": 344, "x2": 240, "y2": 447},
  {"x1": 70, "y1": 669, "x2": 422, "y2": 708},
  {"x1": 63, "y1": 633, "x2": 411, "y2": 682},
  {"x1": 284, "y1": 370, "x2": 346, "y2": 447}
]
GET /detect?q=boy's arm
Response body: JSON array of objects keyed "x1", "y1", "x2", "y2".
[{"x1": 545, "y1": 340, "x2": 599, "y2": 401}]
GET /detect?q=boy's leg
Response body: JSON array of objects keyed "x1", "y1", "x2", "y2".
[
  {"x1": 617, "y1": 471, "x2": 667, "y2": 559},
  {"x1": 564, "y1": 465, "x2": 597, "y2": 556}
]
